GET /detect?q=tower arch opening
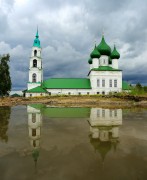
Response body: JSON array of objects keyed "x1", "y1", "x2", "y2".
[
  {"x1": 33, "y1": 59, "x2": 37, "y2": 67},
  {"x1": 34, "y1": 50, "x2": 37, "y2": 56},
  {"x1": 32, "y1": 73, "x2": 37, "y2": 82}
]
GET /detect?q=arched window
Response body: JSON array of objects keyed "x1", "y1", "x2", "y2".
[
  {"x1": 34, "y1": 50, "x2": 37, "y2": 56},
  {"x1": 32, "y1": 73, "x2": 36, "y2": 82},
  {"x1": 33, "y1": 59, "x2": 37, "y2": 67}
]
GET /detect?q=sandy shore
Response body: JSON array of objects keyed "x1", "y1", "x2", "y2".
[{"x1": 0, "y1": 96, "x2": 147, "y2": 108}]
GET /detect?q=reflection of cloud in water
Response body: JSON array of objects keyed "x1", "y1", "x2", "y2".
[{"x1": 88, "y1": 108, "x2": 122, "y2": 161}]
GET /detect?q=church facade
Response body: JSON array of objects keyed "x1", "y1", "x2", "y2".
[{"x1": 25, "y1": 30, "x2": 129, "y2": 97}]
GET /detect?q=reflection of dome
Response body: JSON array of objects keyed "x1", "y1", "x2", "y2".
[{"x1": 89, "y1": 134, "x2": 111, "y2": 161}]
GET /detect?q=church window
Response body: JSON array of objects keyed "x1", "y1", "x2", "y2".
[
  {"x1": 97, "y1": 79, "x2": 100, "y2": 87},
  {"x1": 32, "y1": 129, "x2": 36, "y2": 136},
  {"x1": 102, "y1": 79, "x2": 105, "y2": 87},
  {"x1": 102, "y1": 109, "x2": 105, "y2": 117},
  {"x1": 34, "y1": 50, "x2": 37, "y2": 56},
  {"x1": 33, "y1": 59, "x2": 37, "y2": 67},
  {"x1": 114, "y1": 79, "x2": 117, "y2": 87},
  {"x1": 109, "y1": 79, "x2": 112, "y2": 87},
  {"x1": 114, "y1": 109, "x2": 117, "y2": 117},
  {"x1": 97, "y1": 109, "x2": 100, "y2": 117},
  {"x1": 109, "y1": 110, "x2": 112, "y2": 117},
  {"x1": 32, "y1": 73, "x2": 37, "y2": 82},
  {"x1": 32, "y1": 113, "x2": 36, "y2": 123}
]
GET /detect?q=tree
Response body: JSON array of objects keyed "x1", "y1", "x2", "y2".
[
  {"x1": 0, "y1": 107, "x2": 11, "y2": 142},
  {"x1": 135, "y1": 82, "x2": 142, "y2": 91},
  {"x1": 0, "y1": 54, "x2": 11, "y2": 96}
]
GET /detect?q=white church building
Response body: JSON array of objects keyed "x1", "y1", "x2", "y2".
[{"x1": 25, "y1": 30, "x2": 129, "y2": 97}]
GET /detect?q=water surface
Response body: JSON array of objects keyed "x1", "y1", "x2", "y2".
[{"x1": 0, "y1": 105, "x2": 147, "y2": 180}]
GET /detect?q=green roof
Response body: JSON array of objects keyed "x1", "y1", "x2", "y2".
[
  {"x1": 26, "y1": 86, "x2": 48, "y2": 93},
  {"x1": 97, "y1": 35, "x2": 111, "y2": 56},
  {"x1": 111, "y1": 45, "x2": 120, "y2": 59},
  {"x1": 122, "y1": 81, "x2": 130, "y2": 90},
  {"x1": 43, "y1": 78, "x2": 91, "y2": 89},
  {"x1": 90, "y1": 44, "x2": 101, "y2": 59},
  {"x1": 91, "y1": 66, "x2": 122, "y2": 72}
]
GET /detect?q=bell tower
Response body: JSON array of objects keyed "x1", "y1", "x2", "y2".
[{"x1": 28, "y1": 28, "x2": 43, "y2": 90}]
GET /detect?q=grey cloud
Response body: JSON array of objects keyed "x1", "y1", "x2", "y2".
[{"x1": 0, "y1": 0, "x2": 147, "y2": 90}]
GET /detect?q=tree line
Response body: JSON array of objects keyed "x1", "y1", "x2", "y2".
[{"x1": 0, "y1": 54, "x2": 11, "y2": 96}]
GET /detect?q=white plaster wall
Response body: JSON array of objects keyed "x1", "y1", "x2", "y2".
[
  {"x1": 30, "y1": 57, "x2": 42, "y2": 69},
  {"x1": 112, "y1": 59, "x2": 118, "y2": 69},
  {"x1": 46, "y1": 89, "x2": 93, "y2": 95},
  {"x1": 31, "y1": 47, "x2": 42, "y2": 57},
  {"x1": 26, "y1": 92, "x2": 46, "y2": 97},
  {"x1": 92, "y1": 58, "x2": 99, "y2": 68},
  {"x1": 29, "y1": 69, "x2": 43, "y2": 83},
  {"x1": 89, "y1": 70, "x2": 122, "y2": 94},
  {"x1": 99, "y1": 55, "x2": 109, "y2": 66}
]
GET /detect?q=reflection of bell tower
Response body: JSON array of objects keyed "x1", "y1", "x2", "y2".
[
  {"x1": 27, "y1": 105, "x2": 42, "y2": 165},
  {"x1": 88, "y1": 108, "x2": 122, "y2": 162}
]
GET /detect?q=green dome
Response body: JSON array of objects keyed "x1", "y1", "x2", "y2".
[
  {"x1": 97, "y1": 35, "x2": 111, "y2": 56},
  {"x1": 111, "y1": 45, "x2": 120, "y2": 59},
  {"x1": 90, "y1": 45, "x2": 101, "y2": 58},
  {"x1": 33, "y1": 29, "x2": 41, "y2": 48},
  {"x1": 88, "y1": 58, "x2": 92, "y2": 64}
]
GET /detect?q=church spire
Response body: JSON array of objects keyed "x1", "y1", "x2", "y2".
[
  {"x1": 33, "y1": 27, "x2": 40, "y2": 48},
  {"x1": 36, "y1": 26, "x2": 39, "y2": 38}
]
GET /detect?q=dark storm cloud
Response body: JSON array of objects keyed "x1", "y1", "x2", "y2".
[{"x1": 0, "y1": 0, "x2": 147, "y2": 90}]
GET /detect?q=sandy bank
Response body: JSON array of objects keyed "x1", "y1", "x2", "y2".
[{"x1": 0, "y1": 95, "x2": 147, "y2": 108}]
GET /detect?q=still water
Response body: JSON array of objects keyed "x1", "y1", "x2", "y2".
[{"x1": 0, "y1": 104, "x2": 147, "y2": 180}]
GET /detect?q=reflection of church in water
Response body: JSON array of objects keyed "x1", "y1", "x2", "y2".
[
  {"x1": 88, "y1": 108, "x2": 122, "y2": 161},
  {"x1": 27, "y1": 105, "x2": 122, "y2": 164},
  {"x1": 27, "y1": 105, "x2": 42, "y2": 165}
]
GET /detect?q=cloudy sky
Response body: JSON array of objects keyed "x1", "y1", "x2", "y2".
[{"x1": 0, "y1": 0, "x2": 147, "y2": 91}]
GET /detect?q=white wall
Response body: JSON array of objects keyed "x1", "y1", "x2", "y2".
[
  {"x1": 26, "y1": 92, "x2": 46, "y2": 97},
  {"x1": 92, "y1": 58, "x2": 99, "y2": 68},
  {"x1": 112, "y1": 59, "x2": 118, "y2": 69},
  {"x1": 99, "y1": 55, "x2": 109, "y2": 66},
  {"x1": 89, "y1": 70, "x2": 122, "y2": 94}
]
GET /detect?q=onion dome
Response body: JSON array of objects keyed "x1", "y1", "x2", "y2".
[
  {"x1": 97, "y1": 35, "x2": 111, "y2": 56},
  {"x1": 90, "y1": 45, "x2": 101, "y2": 58},
  {"x1": 110, "y1": 45, "x2": 120, "y2": 59},
  {"x1": 88, "y1": 58, "x2": 92, "y2": 64}
]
